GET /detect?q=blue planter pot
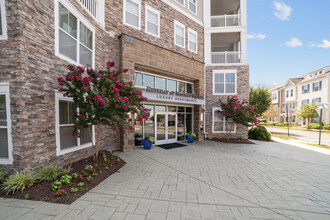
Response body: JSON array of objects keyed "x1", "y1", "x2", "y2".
[
  {"x1": 143, "y1": 140, "x2": 153, "y2": 150},
  {"x1": 187, "y1": 135, "x2": 194, "y2": 143}
]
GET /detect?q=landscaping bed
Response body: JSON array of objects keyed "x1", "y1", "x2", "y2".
[
  {"x1": 209, "y1": 138, "x2": 255, "y2": 144},
  {"x1": 0, "y1": 151, "x2": 125, "y2": 204}
]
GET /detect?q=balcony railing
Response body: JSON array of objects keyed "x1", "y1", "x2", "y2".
[
  {"x1": 211, "y1": 52, "x2": 241, "y2": 64},
  {"x1": 211, "y1": 15, "x2": 240, "y2": 27},
  {"x1": 79, "y1": 0, "x2": 98, "y2": 18}
]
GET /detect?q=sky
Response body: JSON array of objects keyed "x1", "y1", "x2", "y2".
[{"x1": 247, "y1": 0, "x2": 330, "y2": 88}]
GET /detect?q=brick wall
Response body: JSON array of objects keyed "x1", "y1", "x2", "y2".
[
  {"x1": 0, "y1": 0, "x2": 205, "y2": 170},
  {"x1": 205, "y1": 65, "x2": 250, "y2": 139}
]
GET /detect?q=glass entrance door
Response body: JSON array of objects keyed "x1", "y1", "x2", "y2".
[{"x1": 155, "y1": 113, "x2": 177, "y2": 145}]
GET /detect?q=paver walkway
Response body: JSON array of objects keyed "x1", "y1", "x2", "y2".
[{"x1": 1, "y1": 140, "x2": 330, "y2": 220}]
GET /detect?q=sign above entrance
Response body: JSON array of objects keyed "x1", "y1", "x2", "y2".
[{"x1": 143, "y1": 87, "x2": 205, "y2": 105}]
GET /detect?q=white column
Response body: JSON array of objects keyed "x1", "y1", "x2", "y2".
[
  {"x1": 203, "y1": 0, "x2": 211, "y2": 28},
  {"x1": 241, "y1": 30, "x2": 248, "y2": 65},
  {"x1": 204, "y1": 32, "x2": 212, "y2": 65}
]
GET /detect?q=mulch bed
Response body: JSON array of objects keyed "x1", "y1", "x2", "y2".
[
  {"x1": 0, "y1": 151, "x2": 125, "y2": 204},
  {"x1": 209, "y1": 138, "x2": 255, "y2": 144}
]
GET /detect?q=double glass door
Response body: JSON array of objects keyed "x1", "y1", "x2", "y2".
[{"x1": 155, "y1": 113, "x2": 177, "y2": 145}]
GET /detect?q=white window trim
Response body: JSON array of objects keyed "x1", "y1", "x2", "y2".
[
  {"x1": 0, "y1": 0, "x2": 8, "y2": 40},
  {"x1": 54, "y1": 0, "x2": 96, "y2": 68},
  {"x1": 0, "y1": 83, "x2": 12, "y2": 164},
  {"x1": 213, "y1": 69, "x2": 237, "y2": 95},
  {"x1": 174, "y1": 20, "x2": 185, "y2": 48},
  {"x1": 145, "y1": 5, "x2": 160, "y2": 38},
  {"x1": 188, "y1": 0, "x2": 197, "y2": 15},
  {"x1": 123, "y1": 0, "x2": 141, "y2": 30},
  {"x1": 212, "y1": 107, "x2": 236, "y2": 134},
  {"x1": 188, "y1": 28, "x2": 197, "y2": 53},
  {"x1": 55, "y1": 92, "x2": 95, "y2": 156},
  {"x1": 175, "y1": 0, "x2": 185, "y2": 7}
]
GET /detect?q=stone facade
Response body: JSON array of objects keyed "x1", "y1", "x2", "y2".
[
  {"x1": 205, "y1": 65, "x2": 250, "y2": 139},
  {"x1": 0, "y1": 0, "x2": 205, "y2": 170}
]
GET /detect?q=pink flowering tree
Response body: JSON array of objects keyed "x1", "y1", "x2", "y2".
[
  {"x1": 57, "y1": 61, "x2": 148, "y2": 161},
  {"x1": 217, "y1": 96, "x2": 259, "y2": 138}
]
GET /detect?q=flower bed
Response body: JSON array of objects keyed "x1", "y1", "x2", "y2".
[{"x1": 0, "y1": 152, "x2": 125, "y2": 204}]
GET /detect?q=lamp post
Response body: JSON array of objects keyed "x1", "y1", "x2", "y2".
[{"x1": 316, "y1": 103, "x2": 330, "y2": 145}]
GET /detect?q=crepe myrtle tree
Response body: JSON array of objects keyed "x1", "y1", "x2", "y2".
[
  {"x1": 217, "y1": 96, "x2": 259, "y2": 137},
  {"x1": 57, "y1": 61, "x2": 148, "y2": 161}
]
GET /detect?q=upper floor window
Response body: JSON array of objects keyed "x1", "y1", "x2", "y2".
[
  {"x1": 174, "y1": 20, "x2": 185, "y2": 48},
  {"x1": 301, "y1": 99, "x2": 309, "y2": 106},
  {"x1": 145, "y1": 5, "x2": 160, "y2": 37},
  {"x1": 272, "y1": 92, "x2": 277, "y2": 100},
  {"x1": 0, "y1": 0, "x2": 7, "y2": 40},
  {"x1": 56, "y1": 1, "x2": 94, "y2": 67},
  {"x1": 188, "y1": 28, "x2": 197, "y2": 53},
  {"x1": 134, "y1": 72, "x2": 194, "y2": 94},
  {"x1": 124, "y1": 0, "x2": 141, "y2": 30},
  {"x1": 286, "y1": 90, "x2": 289, "y2": 98},
  {"x1": 188, "y1": 0, "x2": 197, "y2": 14},
  {"x1": 302, "y1": 84, "x2": 310, "y2": 94},
  {"x1": 176, "y1": 0, "x2": 185, "y2": 6},
  {"x1": 312, "y1": 97, "x2": 321, "y2": 104},
  {"x1": 213, "y1": 70, "x2": 236, "y2": 95},
  {"x1": 290, "y1": 89, "x2": 293, "y2": 97},
  {"x1": 273, "y1": 104, "x2": 278, "y2": 111},
  {"x1": 312, "y1": 81, "x2": 322, "y2": 92}
]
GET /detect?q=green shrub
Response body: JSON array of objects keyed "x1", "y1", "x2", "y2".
[
  {"x1": 0, "y1": 168, "x2": 7, "y2": 183},
  {"x1": 60, "y1": 175, "x2": 72, "y2": 185},
  {"x1": 36, "y1": 166, "x2": 60, "y2": 182},
  {"x1": 309, "y1": 123, "x2": 320, "y2": 129},
  {"x1": 323, "y1": 125, "x2": 330, "y2": 130},
  {"x1": 248, "y1": 126, "x2": 271, "y2": 141},
  {"x1": 2, "y1": 171, "x2": 36, "y2": 195},
  {"x1": 266, "y1": 122, "x2": 276, "y2": 126},
  {"x1": 51, "y1": 180, "x2": 62, "y2": 191}
]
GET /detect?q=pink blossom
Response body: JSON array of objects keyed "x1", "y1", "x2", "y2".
[
  {"x1": 123, "y1": 68, "x2": 128, "y2": 73},
  {"x1": 82, "y1": 87, "x2": 89, "y2": 92},
  {"x1": 106, "y1": 61, "x2": 115, "y2": 67},
  {"x1": 113, "y1": 87, "x2": 119, "y2": 93},
  {"x1": 72, "y1": 132, "x2": 76, "y2": 136},
  {"x1": 57, "y1": 77, "x2": 64, "y2": 83},
  {"x1": 93, "y1": 95, "x2": 106, "y2": 106},
  {"x1": 123, "y1": 106, "x2": 128, "y2": 111},
  {"x1": 96, "y1": 73, "x2": 101, "y2": 78},
  {"x1": 75, "y1": 76, "x2": 82, "y2": 81},
  {"x1": 79, "y1": 114, "x2": 85, "y2": 118},
  {"x1": 138, "y1": 117, "x2": 143, "y2": 122},
  {"x1": 66, "y1": 74, "x2": 73, "y2": 81},
  {"x1": 77, "y1": 66, "x2": 85, "y2": 73}
]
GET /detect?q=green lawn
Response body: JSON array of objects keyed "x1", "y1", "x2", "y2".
[
  {"x1": 303, "y1": 143, "x2": 330, "y2": 150},
  {"x1": 271, "y1": 133, "x2": 299, "y2": 140}
]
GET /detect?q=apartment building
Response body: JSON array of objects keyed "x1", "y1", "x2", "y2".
[
  {"x1": 204, "y1": 0, "x2": 249, "y2": 138},
  {"x1": 266, "y1": 67, "x2": 330, "y2": 126},
  {"x1": 0, "y1": 0, "x2": 249, "y2": 170}
]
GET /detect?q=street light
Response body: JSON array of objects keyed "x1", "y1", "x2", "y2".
[{"x1": 316, "y1": 103, "x2": 330, "y2": 145}]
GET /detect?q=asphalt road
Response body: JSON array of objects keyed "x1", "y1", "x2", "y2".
[{"x1": 266, "y1": 126, "x2": 330, "y2": 146}]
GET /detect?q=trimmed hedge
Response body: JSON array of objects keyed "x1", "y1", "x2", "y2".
[{"x1": 248, "y1": 126, "x2": 271, "y2": 142}]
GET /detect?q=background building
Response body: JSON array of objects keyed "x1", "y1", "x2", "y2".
[{"x1": 0, "y1": 0, "x2": 249, "y2": 171}]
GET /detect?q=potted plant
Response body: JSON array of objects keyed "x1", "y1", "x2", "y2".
[
  {"x1": 142, "y1": 137, "x2": 155, "y2": 150},
  {"x1": 186, "y1": 133, "x2": 196, "y2": 143}
]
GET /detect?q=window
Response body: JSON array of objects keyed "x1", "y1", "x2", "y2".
[
  {"x1": 134, "y1": 72, "x2": 194, "y2": 94},
  {"x1": 273, "y1": 104, "x2": 278, "y2": 111},
  {"x1": 188, "y1": 0, "x2": 197, "y2": 14},
  {"x1": 273, "y1": 116, "x2": 278, "y2": 122},
  {"x1": 301, "y1": 99, "x2": 309, "y2": 106},
  {"x1": 290, "y1": 89, "x2": 293, "y2": 97},
  {"x1": 56, "y1": 1, "x2": 94, "y2": 67},
  {"x1": 0, "y1": 0, "x2": 7, "y2": 40},
  {"x1": 212, "y1": 108, "x2": 235, "y2": 133},
  {"x1": 286, "y1": 90, "x2": 289, "y2": 98},
  {"x1": 176, "y1": 0, "x2": 185, "y2": 6},
  {"x1": 145, "y1": 5, "x2": 160, "y2": 37},
  {"x1": 213, "y1": 70, "x2": 236, "y2": 95},
  {"x1": 272, "y1": 92, "x2": 277, "y2": 100},
  {"x1": 188, "y1": 28, "x2": 197, "y2": 53},
  {"x1": 302, "y1": 84, "x2": 310, "y2": 94},
  {"x1": 312, "y1": 81, "x2": 322, "y2": 92},
  {"x1": 312, "y1": 97, "x2": 321, "y2": 104},
  {"x1": 0, "y1": 83, "x2": 12, "y2": 164},
  {"x1": 124, "y1": 0, "x2": 141, "y2": 30},
  {"x1": 56, "y1": 93, "x2": 94, "y2": 155},
  {"x1": 174, "y1": 20, "x2": 185, "y2": 48}
]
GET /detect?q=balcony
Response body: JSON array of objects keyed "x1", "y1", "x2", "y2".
[
  {"x1": 211, "y1": 51, "x2": 241, "y2": 64},
  {"x1": 211, "y1": 14, "x2": 240, "y2": 28}
]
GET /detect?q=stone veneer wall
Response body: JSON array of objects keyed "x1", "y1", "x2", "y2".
[
  {"x1": 0, "y1": 0, "x2": 204, "y2": 170},
  {"x1": 120, "y1": 35, "x2": 205, "y2": 151},
  {"x1": 205, "y1": 65, "x2": 250, "y2": 139}
]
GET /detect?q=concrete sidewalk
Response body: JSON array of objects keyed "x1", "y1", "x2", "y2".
[{"x1": 1, "y1": 140, "x2": 330, "y2": 219}]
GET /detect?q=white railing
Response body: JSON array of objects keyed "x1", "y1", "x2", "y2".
[
  {"x1": 211, "y1": 52, "x2": 241, "y2": 64},
  {"x1": 79, "y1": 0, "x2": 98, "y2": 18},
  {"x1": 211, "y1": 15, "x2": 240, "y2": 27}
]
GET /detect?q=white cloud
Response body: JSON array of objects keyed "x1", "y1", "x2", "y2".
[
  {"x1": 310, "y1": 39, "x2": 330, "y2": 49},
  {"x1": 273, "y1": 1, "x2": 293, "y2": 21},
  {"x1": 247, "y1": 33, "x2": 266, "y2": 40},
  {"x1": 285, "y1": 38, "x2": 303, "y2": 48}
]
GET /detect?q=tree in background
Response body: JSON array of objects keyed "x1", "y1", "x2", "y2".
[
  {"x1": 249, "y1": 87, "x2": 272, "y2": 117},
  {"x1": 57, "y1": 61, "x2": 148, "y2": 161},
  {"x1": 297, "y1": 104, "x2": 319, "y2": 129}
]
